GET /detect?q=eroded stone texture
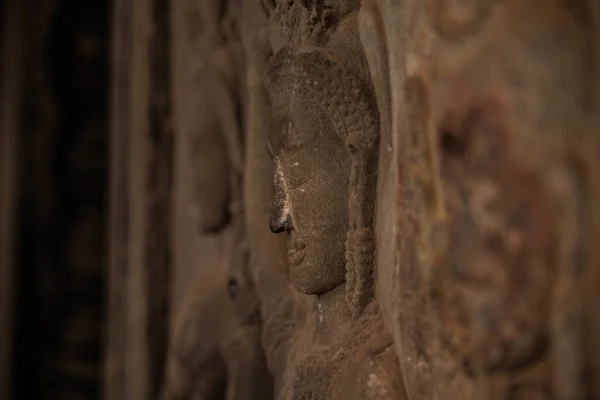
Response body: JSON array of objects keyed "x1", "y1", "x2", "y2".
[
  {"x1": 166, "y1": 0, "x2": 600, "y2": 398},
  {"x1": 264, "y1": 1, "x2": 407, "y2": 398},
  {"x1": 368, "y1": 0, "x2": 600, "y2": 399}
]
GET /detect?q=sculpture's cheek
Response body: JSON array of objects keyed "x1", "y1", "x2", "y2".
[
  {"x1": 276, "y1": 130, "x2": 350, "y2": 295},
  {"x1": 285, "y1": 177, "x2": 348, "y2": 294}
]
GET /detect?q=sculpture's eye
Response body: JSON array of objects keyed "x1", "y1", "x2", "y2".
[
  {"x1": 280, "y1": 119, "x2": 312, "y2": 151},
  {"x1": 279, "y1": 153, "x2": 310, "y2": 190},
  {"x1": 227, "y1": 278, "x2": 238, "y2": 299},
  {"x1": 286, "y1": 175, "x2": 309, "y2": 189}
]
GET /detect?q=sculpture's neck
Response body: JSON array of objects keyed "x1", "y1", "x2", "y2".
[{"x1": 314, "y1": 283, "x2": 351, "y2": 340}]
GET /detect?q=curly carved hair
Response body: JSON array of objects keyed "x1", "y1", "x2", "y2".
[{"x1": 265, "y1": 16, "x2": 379, "y2": 315}]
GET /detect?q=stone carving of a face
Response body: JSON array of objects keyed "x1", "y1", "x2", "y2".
[
  {"x1": 268, "y1": 106, "x2": 350, "y2": 295},
  {"x1": 265, "y1": 28, "x2": 380, "y2": 306}
]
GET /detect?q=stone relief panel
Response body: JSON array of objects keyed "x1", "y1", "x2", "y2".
[
  {"x1": 365, "y1": 0, "x2": 600, "y2": 399},
  {"x1": 264, "y1": 1, "x2": 407, "y2": 398},
  {"x1": 163, "y1": 0, "x2": 600, "y2": 398}
]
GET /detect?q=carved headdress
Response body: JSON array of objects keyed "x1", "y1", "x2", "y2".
[{"x1": 265, "y1": 14, "x2": 380, "y2": 315}]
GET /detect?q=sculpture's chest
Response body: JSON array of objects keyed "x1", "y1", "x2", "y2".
[{"x1": 285, "y1": 320, "x2": 403, "y2": 400}]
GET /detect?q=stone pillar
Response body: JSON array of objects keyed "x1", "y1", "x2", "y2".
[
  {"x1": 0, "y1": 0, "x2": 24, "y2": 397},
  {"x1": 105, "y1": 0, "x2": 173, "y2": 397}
]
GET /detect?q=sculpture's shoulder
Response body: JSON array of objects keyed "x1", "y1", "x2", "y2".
[
  {"x1": 344, "y1": 311, "x2": 407, "y2": 400},
  {"x1": 286, "y1": 307, "x2": 406, "y2": 400},
  {"x1": 357, "y1": 343, "x2": 406, "y2": 400}
]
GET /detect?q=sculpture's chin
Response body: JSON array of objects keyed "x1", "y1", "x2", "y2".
[
  {"x1": 290, "y1": 277, "x2": 325, "y2": 295},
  {"x1": 288, "y1": 255, "x2": 345, "y2": 295}
]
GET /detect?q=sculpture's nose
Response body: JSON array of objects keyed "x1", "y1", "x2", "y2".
[{"x1": 270, "y1": 205, "x2": 293, "y2": 233}]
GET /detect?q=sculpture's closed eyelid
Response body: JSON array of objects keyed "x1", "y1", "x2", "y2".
[
  {"x1": 279, "y1": 155, "x2": 309, "y2": 189},
  {"x1": 285, "y1": 119, "x2": 314, "y2": 148},
  {"x1": 287, "y1": 176, "x2": 309, "y2": 189}
]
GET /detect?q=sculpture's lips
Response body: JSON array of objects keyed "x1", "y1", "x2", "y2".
[
  {"x1": 287, "y1": 235, "x2": 306, "y2": 267},
  {"x1": 287, "y1": 248, "x2": 305, "y2": 267}
]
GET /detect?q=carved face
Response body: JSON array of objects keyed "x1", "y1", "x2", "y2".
[{"x1": 269, "y1": 109, "x2": 350, "y2": 294}]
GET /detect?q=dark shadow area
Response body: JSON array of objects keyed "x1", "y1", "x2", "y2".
[{"x1": 12, "y1": 0, "x2": 111, "y2": 398}]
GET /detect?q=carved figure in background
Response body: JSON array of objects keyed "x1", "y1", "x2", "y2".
[
  {"x1": 186, "y1": 57, "x2": 243, "y2": 232},
  {"x1": 162, "y1": 261, "x2": 271, "y2": 400},
  {"x1": 186, "y1": 14, "x2": 245, "y2": 233},
  {"x1": 266, "y1": 2, "x2": 406, "y2": 398},
  {"x1": 366, "y1": 0, "x2": 600, "y2": 399},
  {"x1": 430, "y1": 2, "x2": 599, "y2": 398},
  {"x1": 163, "y1": 0, "x2": 273, "y2": 398}
]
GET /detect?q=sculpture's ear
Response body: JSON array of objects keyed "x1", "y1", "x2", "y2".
[{"x1": 358, "y1": 0, "x2": 391, "y2": 145}]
